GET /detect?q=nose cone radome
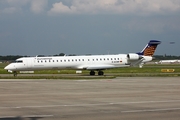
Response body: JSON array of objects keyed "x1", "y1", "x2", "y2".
[
  {"x1": 4, "y1": 65, "x2": 10, "y2": 70},
  {"x1": 4, "y1": 64, "x2": 14, "y2": 70}
]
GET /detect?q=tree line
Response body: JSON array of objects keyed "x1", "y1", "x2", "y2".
[{"x1": 0, "y1": 55, "x2": 25, "y2": 61}]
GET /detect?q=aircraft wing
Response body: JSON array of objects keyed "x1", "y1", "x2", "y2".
[
  {"x1": 78, "y1": 65, "x2": 115, "y2": 70},
  {"x1": 129, "y1": 57, "x2": 145, "y2": 67}
]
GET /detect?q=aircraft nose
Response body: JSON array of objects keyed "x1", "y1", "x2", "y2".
[
  {"x1": 4, "y1": 65, "x2": 10, "y2": 70},
  {"x1": 4, "y1": 64, "x2": 14, "y2": 70}
]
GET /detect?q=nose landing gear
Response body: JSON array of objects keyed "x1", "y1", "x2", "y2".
[{"x1": 13, "y1": 71, "x2": 17, "y2": 77}]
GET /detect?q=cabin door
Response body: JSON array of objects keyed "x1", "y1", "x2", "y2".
[{"x1": 27, "y1": 58, "x2": 33, "y2": 69}]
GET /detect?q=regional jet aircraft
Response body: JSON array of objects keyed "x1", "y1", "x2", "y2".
[
  {"x1": 4, "y1": 40, "x2": 161, "y2": 76},
  {"x1": 157, "y1": 60, "x2": 180, "y2": 64}
]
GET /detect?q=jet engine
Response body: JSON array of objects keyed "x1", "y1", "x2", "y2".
[{"x1": 127, "y1": 53, "x2": 141, "y2": 60}]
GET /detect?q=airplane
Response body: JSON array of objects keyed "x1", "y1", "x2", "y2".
[
  {"x1": 156, "y1": 59, "x2": 180, "y2": 64},
  {"x1": 4, "y1": 40, "x2": 161, "y2": 76}
]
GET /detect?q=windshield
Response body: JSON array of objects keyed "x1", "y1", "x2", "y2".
[{"x1": 12, "y1": 60, "x2": 23, "y2": 63}]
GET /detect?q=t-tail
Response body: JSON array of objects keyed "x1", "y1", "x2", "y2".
[{"x1": 137, "y1": 40, "x2": 161, "y2": 56}]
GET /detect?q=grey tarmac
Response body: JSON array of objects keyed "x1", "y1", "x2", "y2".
[{"x1": 0, "y1": 77, "x2": 180, "y2": 120}]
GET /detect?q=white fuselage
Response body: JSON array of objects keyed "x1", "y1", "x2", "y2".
[{"x1": 5, "y1": 54, "x2": 152, "y2": 71}]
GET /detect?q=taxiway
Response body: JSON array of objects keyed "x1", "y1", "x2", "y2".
[{"x1": 0, "y1": 77, "x2": 180, "y2": 120}]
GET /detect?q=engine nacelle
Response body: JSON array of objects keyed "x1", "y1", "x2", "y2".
[{"x1": 127, "y1": 53, "x2": 141, "y2": 60}]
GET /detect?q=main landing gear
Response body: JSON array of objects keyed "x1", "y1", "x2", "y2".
[{"x1": 89, "y1": 70, "x2": 104, "y2": 76}]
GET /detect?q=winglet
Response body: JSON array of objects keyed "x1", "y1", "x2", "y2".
[{"x1": 137, "y1": 40, "x2": 161, "y2": 56}]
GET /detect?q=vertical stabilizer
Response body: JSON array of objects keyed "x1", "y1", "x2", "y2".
[{"x1": 137, "y1": 40, "x2": 161, "y2": 56}]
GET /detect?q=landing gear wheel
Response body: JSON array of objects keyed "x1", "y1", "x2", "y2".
[
  {"x1": 90, "y1": 71, "x2": 95, "y2": 75},
  {"x1": 98, "y1": 71, "x2": 104, "y2": 76},
  {"x1": 13, "y1": 71, "x2": 17, "y2": 77}
]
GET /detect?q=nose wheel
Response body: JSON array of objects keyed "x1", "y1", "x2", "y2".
[{"x1": 13, "y1": 71, "x2": 17, "y2": 77}]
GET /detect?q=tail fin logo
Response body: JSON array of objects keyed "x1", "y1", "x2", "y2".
[
  {"x1": 143, "y1": 45, "x2": 157, "y2": 56},
  {"x1": 137, "y1": 40, "x2": 161, "y2": 56}
]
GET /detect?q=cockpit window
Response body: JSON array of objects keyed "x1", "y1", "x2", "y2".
[{"x1": 13, "y1": 60, "x2": 23, "y2": 63}]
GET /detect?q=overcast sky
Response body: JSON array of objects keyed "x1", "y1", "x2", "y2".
[{"x1": 0, "y1": 0, "x2": 180, "y2": 56}]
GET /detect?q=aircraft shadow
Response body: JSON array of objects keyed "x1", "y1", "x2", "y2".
[{"x1": 0, "y1": 116, "x2": 43, "y2": 120}]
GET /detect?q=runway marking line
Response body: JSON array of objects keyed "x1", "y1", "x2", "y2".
[
  {"x1": 0, "y1": 100, "x2": 180, "y2": 109},
  {"x1": 121, "y1": 108, "x2": 180, "y2": 113}
]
